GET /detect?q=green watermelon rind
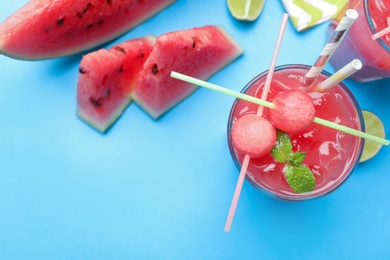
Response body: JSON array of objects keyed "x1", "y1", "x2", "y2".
[
  {"x1": 76, "y1": 35, "x2": 156, "y2": 133},
  {"x1": 0, "y1": 0, "x2": 176, "y2": 60},
  {"x1": 77, "y1": 98, "x2": 133, "y2": 133},
  {"x1": 132, "y1": 25, "x2": 244, "y2": 119},
  {"x1": 132, "y1": 85, "x2": 197, "y2": 120}
]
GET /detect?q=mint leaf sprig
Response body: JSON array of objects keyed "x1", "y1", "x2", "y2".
[{"x1": 270, "y1": 130, "x2": 315, "y2": 193}]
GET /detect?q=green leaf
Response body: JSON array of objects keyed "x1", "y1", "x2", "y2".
[
  {"x1": 289, "y1": 152, "x2": 306, "y2": 166},
  {"x1": 285, "y1": 164, "x2": 315, "y2": 193},
  {"x1": 269, "y1": 130, "x2": 316, "y2": 193},
  {"x1": 270, "y1": 130, "x2": 292, "y2": 163}
]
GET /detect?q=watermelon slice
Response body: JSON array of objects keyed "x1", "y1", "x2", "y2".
[
  {"x1": 132, "y1": 25, "x2": 244, "y2": 119},
  {"x1": 77, "y1": 36, "x2": 155, "y2": 132},
  {"x1": 0, "y1": 0, "x2": 175, "y2": 60}
]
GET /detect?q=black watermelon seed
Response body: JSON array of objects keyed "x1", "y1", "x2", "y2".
[
  {"x1": 98, "y1": 20, "x2": 104, "y2": 26},
  {"x1": 83, "y1": 3, "x2": 91, "y2": 13},
  {"x1": 114, "y1": 46, "x2": 127, "y2": 54},
  {"x1": 107, "y1": 0, "x2": 112, "y2": 5},
  {"x1": 79, "y1": 67, "x2": 87, "y2": 74},
  {"x1": 57, "y1": 18, "x2": 64, "y2": 26},
  {"x1": 90, "y1": 97, "x2": 101, "y2": 107},
  {"x1": 192, "y1": 36, "x2": 196, "y2": 48},
  {"x1": 151, "y1": 64, "x2": 158, "y2": 74}
]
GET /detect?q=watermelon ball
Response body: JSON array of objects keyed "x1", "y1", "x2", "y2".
[
  {"x1": 269, "y1": 90, "x2": 315, "y2": 133},
  {"x1": 231, "y1": 114, "x2": 277, "y2": 158}
]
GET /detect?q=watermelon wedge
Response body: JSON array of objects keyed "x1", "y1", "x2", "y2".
[
  {"x1": 132, "y1": 25, "x2": 243, "y2": 119},
  {"x1": 77, "y1": 36, "x2": 155, "y2": 132},
  {"x1": 0, "y1": 0, "x2": 175, "y2": 60}
]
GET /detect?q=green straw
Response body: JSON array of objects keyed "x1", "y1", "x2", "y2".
[
  {"x1": 171, "y1": 71, "x2": 275, "y2": 109},
  {"x1": 170, "y1": 71, "x2": 389, "y2": 146}
]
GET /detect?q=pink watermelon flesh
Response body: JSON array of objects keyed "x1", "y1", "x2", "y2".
[
  {"x1": 77, "y1": 36, "x2": 155, "y2": 132},
  {"x1": 269, "y1": 90, "x2": 315, "y2": 134},
  {"x1": 0, "y1": 0, "x2": 175, "y2": 60},
  {"x1": 231, "y1": 114, "x2": 276, "y2": 158},
  {"x1": 132, "y1": 25, "x2": 244, "y2": 119}
]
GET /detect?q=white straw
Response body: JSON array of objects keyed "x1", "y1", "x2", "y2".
[
  {"x1": 372, "y1": 27, "x2": 390, "y2": 40},
  {"x1": 303, "y1": 9, "x2": 358, "y2": 88},
  {"x1": 224, "y1": 154, "x2": 250, "y2": 232},
  {"x1": 317, "y1": 59, "x2": 362, "y2": 91},
  {"x1": 372, "y1": 17, "x2": 390, "y2": 40},
  {"x1": 224, "y1": 13, "x2": 289, "y2": 233},
  {"x1": 257, "y1": 13, "x2": 289, "y2": 116}
]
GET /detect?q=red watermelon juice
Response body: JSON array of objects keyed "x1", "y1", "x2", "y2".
[
  {"x1": 328, "y1": 0, "x2": 390, "y2": 82},
  {"x1": 227, "y1": 64, "x2": 364, "y2": 201}
]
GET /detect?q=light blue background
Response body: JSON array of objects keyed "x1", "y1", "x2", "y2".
[{"x1": 1, "y1": 1, "x2": 390, "y2": 259}]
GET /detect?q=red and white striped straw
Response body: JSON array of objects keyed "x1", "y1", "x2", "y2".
[{"x1": 302, "y1": 9, "x2": 358, "y2": 88}]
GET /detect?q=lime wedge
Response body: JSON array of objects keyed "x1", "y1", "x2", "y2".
[
  {"x1": 360, "y1": 110, "x2": 385, "y2": 162},
  {"x1": 227, "y1": 0, "x2": 265, "y2": 21}
]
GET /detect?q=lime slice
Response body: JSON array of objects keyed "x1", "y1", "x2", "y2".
[
  {"x1": 227, "y1": 0, "x2": 265, "y2": 21},
  {"x1": 360, "y1": 110, "x2": 386, "y2": 162}
]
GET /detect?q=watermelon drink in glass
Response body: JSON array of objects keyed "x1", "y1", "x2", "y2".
[
  {"x1": 328, "y1": 0, "x2": 390, "y2": 82},
  {"x1": 227, "y1": 64, "x2": 365, "y2": 201}
]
